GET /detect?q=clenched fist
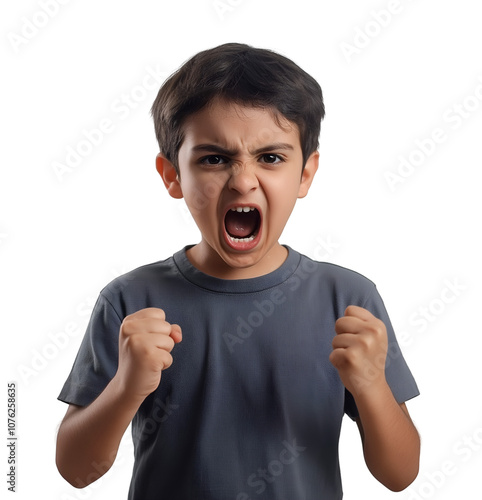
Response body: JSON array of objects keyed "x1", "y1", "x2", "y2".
[
  {"x1": 116, "y1": 308, "x2": 182, "y2": 400},
  {"x1": 329, "y1": 305, "x2": 388, "y2": 397}
]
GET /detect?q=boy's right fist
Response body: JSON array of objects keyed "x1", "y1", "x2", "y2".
[{"x1": 116, "y1": 308, "x2": 182, "y2": 400}]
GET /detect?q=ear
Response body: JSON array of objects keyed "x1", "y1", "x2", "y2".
[
  {"x1": 156, "y1": 154, "x2": 183, "y2": 199},
  {"x1": 297, "y1": 151, "x2": 319, "y2": 199}
]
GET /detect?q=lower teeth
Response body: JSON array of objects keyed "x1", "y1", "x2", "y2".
[{"x1": 228, "y1": 234, "x2": 255, "y2": 243}]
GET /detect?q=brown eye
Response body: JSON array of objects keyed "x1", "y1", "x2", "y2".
[
  {"x1": 260, "y1": 154, "x2": 282, "y2": 164},
  {"x1": 200, "y1": 155, "x2": 228, "y2": 165}
]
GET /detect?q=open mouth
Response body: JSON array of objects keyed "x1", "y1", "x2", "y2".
[{"x1": 224, "y1": 206, "x2": 261, "y2": 244}]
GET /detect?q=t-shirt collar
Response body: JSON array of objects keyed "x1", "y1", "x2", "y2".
[{"x1": 172, "y1": 245, "x2": 301, "y2": 294}]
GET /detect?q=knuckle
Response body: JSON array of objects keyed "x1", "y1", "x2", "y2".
[
  {"x1": 125, "y1": 334, "x2": 148, "y2": 354},
  {"x1": 375, "y1": 318, "x2": 385, "y2": 332},
  {"x1": 356, "y1": 335, "x2": 370, "y2": 352},
  {"x1": 151, "y1": 307, "x2": 166, "y2": 320},
  {"x1": 120, "y1": 316, "x2": 135, "y2": 334},
  {"x1": 345, "y1": 305, "x2": 361, "y2": 317},
  {"x1": 161, "y1": 351, "x2": 174, "y2": 370},
  {"x1": 164, "y1": 336, "x2": 175, "y2": 351},
  {"x1": 370, "y1": 324, "x2": 380, "y2": 336},
  {"x1": 344, "y1": 349, "x2": 357, "y2": 366},
  {"x1": 328, "y1": 350, "x2": 338, "y2": 366},
  {"x1": 371, "y1": 322, "x2": 386, "y2": 341},
  {"x1": 334, "y1": 318, "x2": 345, "y2": 333},
  {"x1": 345, "y1": 305, "x2": 355, "y2": 315}
]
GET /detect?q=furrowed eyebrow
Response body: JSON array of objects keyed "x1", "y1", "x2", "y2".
[
  {"x1": 191, "y1": 143, "x2": 294, "y2": 156},
  {"x1": 250, "y1": 143, "x2": 294, "y2": 155},
  {"x1": 191, "y1": 144, "x2": 238, "y2": 156}
]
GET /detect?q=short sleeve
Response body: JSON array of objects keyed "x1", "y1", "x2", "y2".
[
  {"x1": 344, "y1": 285, "x2": 419, "y2": 420},
  {"x1": 58, "y1": 293, "x2": 122, "y2": 407}
]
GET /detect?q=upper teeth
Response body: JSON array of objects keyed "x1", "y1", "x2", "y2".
[{"x1": 230, "y1": 207, "x2": 255, "y2": 212}]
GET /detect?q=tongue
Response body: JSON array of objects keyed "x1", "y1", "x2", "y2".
[{"x1": 225, "y1": 210, "x2": 258, "y2": 238}]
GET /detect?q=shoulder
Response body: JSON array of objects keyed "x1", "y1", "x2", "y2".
[
  {"x1": 283, "y1": 249, "x2": 380, "y2": 313},
  {"x1": 99, "y1": 254, "x2": 180, "y2": 304},
  {"x1": 287, "y1": 250, "x2": 391, "y2": 324},
  {"x1": 295, "y1": 250, "x2": 376, "y2": 290}
]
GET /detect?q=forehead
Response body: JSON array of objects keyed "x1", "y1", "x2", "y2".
[{"x1": 180, "y1": 98, "x2": 301, "y2": 150}]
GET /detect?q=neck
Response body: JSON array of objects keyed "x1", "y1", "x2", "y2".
[{"x1": 186, "y1": 242, "x2": 288, "y2": 280}]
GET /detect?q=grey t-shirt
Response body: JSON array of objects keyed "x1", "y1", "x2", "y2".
[{"x1": 58, "y1": 246, "x2": 419, "y2": 499}]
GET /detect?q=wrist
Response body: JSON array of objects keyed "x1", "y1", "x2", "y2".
[
  {"x1": 351, "y1": 376, "x2": 392, "y2": 409},
  {"x1": 109, "y1": 374, "x2": 147, "y2": 413},
  {"x1": 346, "y1": 368, "x2": 388, "y2": 399}
]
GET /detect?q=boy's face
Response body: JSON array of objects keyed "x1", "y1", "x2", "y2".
[{"x1": 157, "y1": 98, "x2": 318, "y2": 279}]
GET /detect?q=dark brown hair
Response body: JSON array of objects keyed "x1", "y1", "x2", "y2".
[{"x1": 151, "y1": 43, "x2": 325, "y2": 173}]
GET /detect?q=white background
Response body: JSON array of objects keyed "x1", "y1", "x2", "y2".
[{"x1": 2, "y1": 0, "x2": 482, "y2": 498}]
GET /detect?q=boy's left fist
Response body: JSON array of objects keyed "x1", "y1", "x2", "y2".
[{"x1": 329, "y1": 305, "x2": 388, "y2": 397}]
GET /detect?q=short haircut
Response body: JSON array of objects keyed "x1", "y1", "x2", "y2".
[{"x1": 151, "y1": 42, "x2": 325, "y2": 173}]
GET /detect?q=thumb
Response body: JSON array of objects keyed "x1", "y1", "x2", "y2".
[{"x1": 170, "y1": 324, "x2": 182, "y2": 344}]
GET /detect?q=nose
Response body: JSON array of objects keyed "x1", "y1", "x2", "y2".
[{"x1": 227, "y1": 162, "x2": 259, "y2": 195}]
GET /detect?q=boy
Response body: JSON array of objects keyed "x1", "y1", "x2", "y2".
[{"x1": 56, "y1": 43, "x2": 420, "y2": 499}]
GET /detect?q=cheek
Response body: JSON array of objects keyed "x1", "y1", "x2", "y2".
[
  {"x1": 267, "y1": 193, "x2": 297, "y2": 226},
  {"x1": 182, "y1": 176, "x2": 224, "y2": 222},
  {"x1": 267, "y1": 179, "x2": 300, "y2": 223},
  {"x1": 270, "y1": 175, "x2": 302, "y2": 203}
]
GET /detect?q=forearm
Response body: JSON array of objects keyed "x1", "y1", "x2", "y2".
[
  {"x1": 56, "y1": 375, "x2": 143, "y2": 488},
  {"x1": 354, "y1": 382, "x2": 420, "y2": 491}
]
